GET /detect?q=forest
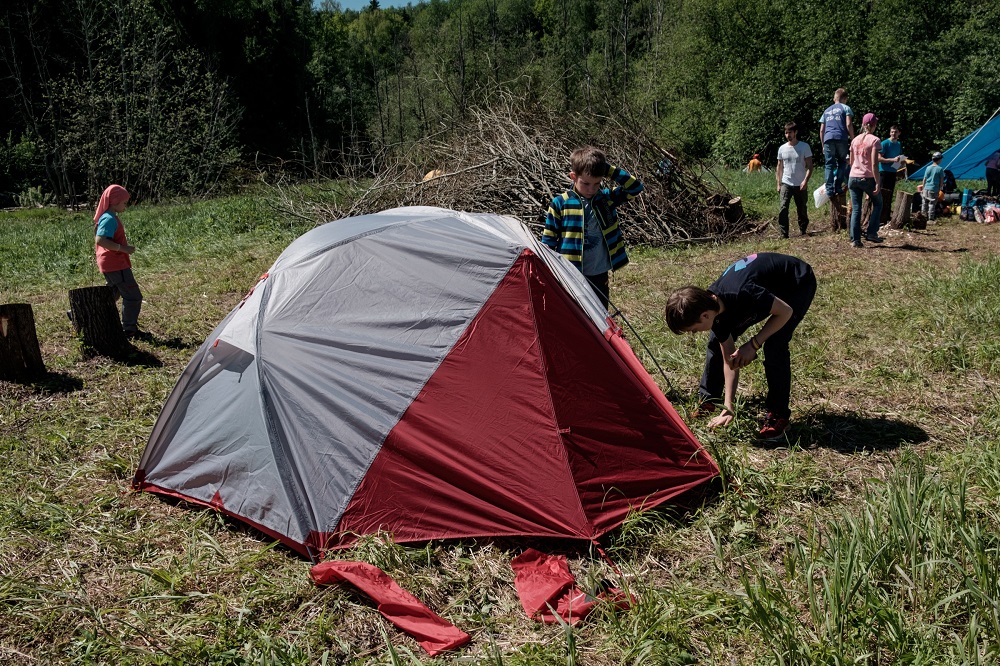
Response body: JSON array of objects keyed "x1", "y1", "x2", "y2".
[{"x1": 2, "y1": 0, "x2": 999, "y2": 207}]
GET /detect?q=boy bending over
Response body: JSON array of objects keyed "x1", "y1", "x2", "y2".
[{"x1": 665, "y1": 252, "x2": 816, "y2": 439}]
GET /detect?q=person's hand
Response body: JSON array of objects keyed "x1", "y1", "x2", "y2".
[
  {"x1": 800, "y1": 181, "x2": 809, "y2": 191},
  {"x1": 729, "y1": 342, "x2": 757, "y2": 369},
  {"x1": 873, "y1": 183, "x2": 880, "y2": 195},
  {"x1": 708, "y1": 408, "x2": 735, "y2": 428},
  {"x1": 122, "y1": 243, "x2": 135, "y2": 254},
  {"x1": 777, "y1": 183, "x2": 781, "y2": 193}
]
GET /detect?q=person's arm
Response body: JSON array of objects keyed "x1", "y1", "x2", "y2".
[
  {"x1": 871, "y1": 142, "x2": 881, "y2": 194},
  {"x1": 708, "y1": 335, "x2": 740, "y2": 428},
  {"x1": 542, "y1": 201, "x2": 562, "y2": 249},
  {"x1": 728, "y1": 297, "x2": 793, "y2": 370},
  {"x1": 775, "y1": 158, "x2": 783, "y2": 192},
  {"x1": 606, "y1": 163, "x2": 644, "y2": 206},
  {"x1": 847, "y1": 116, "x2": 855, "y2": 141},
  {"x1": 818, "y1": 123, "x2": 826, "y2": 143},
  {"x1": 801, "y1": 156, "x2": 813, "y2": 190},
  {"x1": 94, "y1": 235, "x2": 135, "y2": 254}
]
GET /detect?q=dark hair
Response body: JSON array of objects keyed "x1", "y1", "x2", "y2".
[
  {"x1": 784, "y1": 121, "x2": 798, "y2": 132},
  {"x1": 665, "y1": 286, "x2": 718, "y2": 334},
  {"x1": 570, "y1": 145, "x2": 608, "y2": 177},
  {"x1": 890, "y1": 124, "x2": 900, "y2": 131}
]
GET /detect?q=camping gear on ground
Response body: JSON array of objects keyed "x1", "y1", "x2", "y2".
[
  {"x1": 310, "y1": 560, "x2": 471, "y2": 655},
  {"x1": 510, "y1": 548, "x2": 632, "y2": 625},
  {"x1": 909, "y1": 110, "x2": 1000, "y2": 181},
  {"x1": 133, "y1": 207, "x2": 718, "y2": 560}
]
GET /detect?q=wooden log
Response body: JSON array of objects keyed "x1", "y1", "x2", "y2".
[
  {"x1": 723, "y1": 197, "x2": 745, "y2": 226},
  {"x1": 861, "y1": 196, "x2": 873, "y2": 235},
  {"x1": 0, "y1": 303, "x2": 46, "y2": 380},
  {"x1": 830, "y1": 193, "x2": 848, "y2": 231},
  {"x1": 890, "y1": 191, "x2": 912, "y2": 229},
  {"x1": 69, "y1": 285, "x2": 128, "y2": 356}
]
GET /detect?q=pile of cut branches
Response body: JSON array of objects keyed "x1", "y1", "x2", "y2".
[{"x1": 282, "y1": 98, "x2": 750, "y2": 246}]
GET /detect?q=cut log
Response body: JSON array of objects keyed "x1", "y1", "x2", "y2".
[
  {"x1": 0, "y1": 303, "x2": 46, "y2": 380},
  {"x1": 69, "y1": 285, "x2": 128, "y2": 356},
  {"x1": 723, "y1": 196, "x2": 745, "y2": 226},
  {"x1": 890, "y1": 191, "x2": 912, "y2": 229},
  {"x1": 861, "y1": 196, "x2": 873, "y2": 235},
  {"x1": 830, "y1": 193, "x2": 848, "y2": 231}
]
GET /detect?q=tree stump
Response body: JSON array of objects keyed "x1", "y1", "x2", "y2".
[
  {"x1": 890, "y1": 191, "x2": 912, "y2": 229},
  {"x1": 69, "y1": 285, "x2": 128, "y2": 356},
  {"x1": 861, "y1": 196, "x2": 873, "y2": 235},
  {"x1": 830, "y1": 193, "x2": 848, "y2": 231},
  {"x1": 0, "y1": 303, "x2": 46, "y2": 380},
  {"x1": 722, "y1": 196, "x2": 745, "y2": 226}
]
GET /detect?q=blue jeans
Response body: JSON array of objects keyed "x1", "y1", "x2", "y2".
[
  {"x1": 823, "y1": 140, "x2": 850, "y2": 197},
  {"x1": 848, "y1": 177, "x2": 883, "y2": 242}
]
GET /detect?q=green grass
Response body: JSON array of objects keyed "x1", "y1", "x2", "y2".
[{"x1": 2, "y1": 179, "x2": 1000, "y2": 663}]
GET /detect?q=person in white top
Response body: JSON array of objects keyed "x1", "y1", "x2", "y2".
[{"x1": 775, "y1": 121, "x2": 813, "y2": 238}]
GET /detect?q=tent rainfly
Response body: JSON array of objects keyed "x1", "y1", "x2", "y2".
[
  {"x1": 133, "y1": 207, "x2": 718, "y2": 560},
  {"x1": 909, "y1": 113, "x2": 1000, "y2": 181}
]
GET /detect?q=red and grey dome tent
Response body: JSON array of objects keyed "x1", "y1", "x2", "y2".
[{"x1": 134, "y1": 207, "x2": 718, "y2": 560}]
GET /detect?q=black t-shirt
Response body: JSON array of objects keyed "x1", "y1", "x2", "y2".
[{"x1": 708, "y1": 252, "x2": 812, "y2": 341}]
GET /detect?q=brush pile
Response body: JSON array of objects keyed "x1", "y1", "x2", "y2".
[{"x1": 290, "y1": 99, "x2": 750, "y2": 247}]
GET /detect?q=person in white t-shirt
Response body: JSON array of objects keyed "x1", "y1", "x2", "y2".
[{"x1": 775, "y1": 121, "x2": 814, "y2": 237}]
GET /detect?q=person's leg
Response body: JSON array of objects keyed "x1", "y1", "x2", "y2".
[
  {"x1": 848, "y1": 178, "x2": 864, "y2": 243},
  {"x1": 823, "y1": 142, "x2": 837, "y2": 198},
  {"x1": 777, "y1": 184, "x2": 793, "y2": 238},
  {"x1": 926, "y1": 190, "x2": 939, "y2": 221},
  {"x1": 833, "y1": 140, "x2": 850, "y2": 196},
  {"x1": 761, "y1": 271, "x2": 816, "y2": 420},
  {"x1": 585, "y1": 272, "x2": 610, "y2": 310},
  {"x1": 103, "y1": 269, "x2": 143, "y2": 331},
  {"x1": 698, "y1": 333, "x2": 725, "y2": 404},
  {"x1": 793, "y1": 187, "x2": 809, "y2": 234},
  {"x1": 880, "y1": 171, "x2": 896, "y2": 226},
  {"x1": 866, "y1": 187, "x2": 883, "y2": 239}
]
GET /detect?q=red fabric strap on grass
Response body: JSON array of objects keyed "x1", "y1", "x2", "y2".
[
  {"x1": 510, "y1": 548, "x2": 631, "y2": 625},
  {"x1": 310, "y1": 560, "x2": 470, "y2": 656}
]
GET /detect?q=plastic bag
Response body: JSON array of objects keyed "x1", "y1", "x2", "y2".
[{"x1": 813, "y1": 185, "x2": 830, "y2": 208}]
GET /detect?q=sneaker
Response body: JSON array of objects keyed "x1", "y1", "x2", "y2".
[
  {"x1": 865, "y1": 235, "x2": 884, "y2": 243},
  {"x1": 851, "y1": 240, "x2": 863, "y2": 248},
  {"x1": 691, "y1": 401, "x2": 719, "y2": 418},
  {"x1": 759, "y1": 413, "x2": 789, "y2": 440}
]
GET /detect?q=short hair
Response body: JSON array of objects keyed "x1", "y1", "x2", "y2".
[
  {"x1": 834, "y1": 88, "x2": 847, "y2": 101},
  {"x1": 570, "y1": 146, "x2": 607, "y2": 177},
  {"x1": 665, "y1": 286, "x2": 719, "y2": 334},
  {"x1": 784, "y1": 121, "x2": 798, "y2": 132},
  {"x1": 890, "y1": 124, "x2": 900, "y2": 131}
]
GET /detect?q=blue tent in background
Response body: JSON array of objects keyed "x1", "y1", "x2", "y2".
[{"x1": 909, "y1": 113, "x2": 1000, "y2": 181}]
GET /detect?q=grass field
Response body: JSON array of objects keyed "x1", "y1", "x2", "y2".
[{"x1": 2, "y1": 172, "x2": 1000, "y2": 664}]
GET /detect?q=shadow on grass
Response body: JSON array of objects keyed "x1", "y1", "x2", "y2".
[
  {"x1": 783, "y1": 409, "x2": 929, "y2": 453},
  {"x1": 87, "y1": 343, "x2": 163, "y2": 368},
  {"x1": 4, "y1": 370, "x2": 84, "y2": 393},
  {"x1": 146, "y1": 333, "x2": 198, "y2": 350},
  {"x1": 885, "y1": 241, "x2": 970, "y2": 253}
]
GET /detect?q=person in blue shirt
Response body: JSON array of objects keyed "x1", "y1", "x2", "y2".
[
  {"x1": 878, "y1": 125, "x2": 904, "y2": 226},
  {"x1": 921, "y1": 152, "x2": 945, "y2": 221},
  {"x1": 818, "y1": 88, "x2": 855, "y2": 199}
]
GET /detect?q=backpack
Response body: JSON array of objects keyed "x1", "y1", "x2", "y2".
[{"x1": 943, "y1": 169, "x2": 957, "y2": 193}]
